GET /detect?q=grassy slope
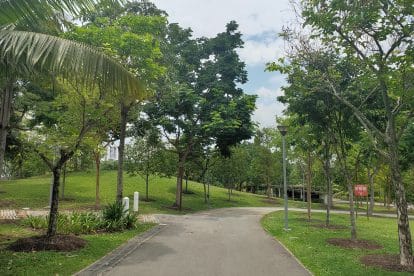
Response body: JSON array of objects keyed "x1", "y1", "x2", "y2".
[
  {"x1": 0, "y1": 222, "x2": 153, "y2": 276},
  {"x1": 0, "y1": 170, "x2": 283, "y2": 213},
  {"x1": 262, "y1": 211, "x2": 414, "y2": 276}
]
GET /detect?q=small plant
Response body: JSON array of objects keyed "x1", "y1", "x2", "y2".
[
  {"x1": 22, "y1": 215, "x2": 47, "y2": 229},
  {"x1": 102, "y1": 201, "x2": 137, "y2": 231}
]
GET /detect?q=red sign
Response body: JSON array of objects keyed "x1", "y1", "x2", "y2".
[{"x1": 354, "y1": 185, "x2": 368, "y2": 197}]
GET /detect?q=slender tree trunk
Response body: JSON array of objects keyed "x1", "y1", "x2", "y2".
[
  {"x1": 61, "y1": 163, "x2": 66, "y2": 200},
  {"x1": 47, "y1": 167, "x2": 61, "y2": 237},
  {"x1": 116, "y1": 103, "x2": 129, "y2": 203},
  {"x1": 203, "y1": 181, "x2": 207, "y2": 203},
  {"x1": 367, "y1": 165, "x2": 379, "y2": 216},
  {"x1": 95, "y1": 151, "x2": 100, "y2": 209},
  {"x1": 347, "y1": 177, "x2": 357, "y2": 240},
  {"x1": 145, "y1": 172, "x2": 149, "y2": 201},
  {"x1": 306, "y1": 150, "x2": 312, "y2": 221},
  {"x1": 323, "y1": 144, "x2": 332, "y2": 226},
  {"x1": 0, "y1": 77, "x2": 14, "y2": 179},
  {"x1": 228, "y1": 187, "x2": 231, "y2": 201},
  {"x1": 185, "y1": 174, "x2": 188, "y2": 193},
  {"x1": 389, "y1": 141, "x2": 413, "y2": 266},
  {"x1": 175, "y1": 156, "x2": 185, "y2": 210}
]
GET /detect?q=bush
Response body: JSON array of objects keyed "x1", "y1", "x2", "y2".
[
  {"x1": 102, "y1": 202, "x2": 137, "y2": 232},
  {"x1": 22, "y1": 215, "x2": 48, "y2": 229},
  {"x1": 101, "y1": 161, "x2": 118, "y2": 171},
  {"x1": 21, "y1": 205, "x2": 138, "y2": 234}
]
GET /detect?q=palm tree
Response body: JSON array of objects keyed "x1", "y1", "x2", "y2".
[{"x1": 0, "y1": 0, "x2": 145, "y2": 237}]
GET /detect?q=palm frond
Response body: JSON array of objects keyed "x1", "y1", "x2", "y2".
[
  {"x1": 0, "y1": 0, "x2": 99, "y2": 26},
  {"x1": 0, "y1": 30, "x2": 146, "y2": 100}
]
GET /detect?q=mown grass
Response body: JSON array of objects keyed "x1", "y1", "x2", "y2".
[
  {"x1": 0, "y1": 171, "x2": 284, "y2": 213},
  {"x1": 0, "y1": 221, "x2": 153, "y2": 276},
  {"x1": 262, "y1": 211, "x2": 414, "y2": 276}
]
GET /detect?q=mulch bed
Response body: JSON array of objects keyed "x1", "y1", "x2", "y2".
[
  {"x1": 327, "y1": 238, "x2": 383, "y2": 249},
  {"x1": 311, "y1": 224, "x2": 348, "y2": 230},
  {"x1": 7, "y1": 234, "x2": 87, "y2": 252},
  {"x1": 361, "y1": 254, "x2": 414, "y2": 272}
]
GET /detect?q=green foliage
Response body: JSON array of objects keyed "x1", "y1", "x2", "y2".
[
  {"x1": 22, "y1": 215, "x2": 48, "y2": 229},
  {"x1": 102, "y1": 201, "x2": 137, "y2": 231}
]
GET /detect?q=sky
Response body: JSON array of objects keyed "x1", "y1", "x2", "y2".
[{"x1": 152, "y1": 0, "x2": 294, "y2": 128}]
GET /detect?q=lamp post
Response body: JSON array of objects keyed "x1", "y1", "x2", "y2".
[{"x1": 277, "y1": 125, "x2": 289, "y2": 230}]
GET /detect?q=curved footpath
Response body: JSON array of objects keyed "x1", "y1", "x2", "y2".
[{"x1": 78, "y1": 207, "x2": 311, "y2": 276}]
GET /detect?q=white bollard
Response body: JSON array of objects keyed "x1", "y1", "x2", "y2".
[
  {"x1": 134, "y1": 192, "x2": 139, "y2": 212},
  {"x1": 122, "y1": 197, "x2": 129, "y2": 214}
]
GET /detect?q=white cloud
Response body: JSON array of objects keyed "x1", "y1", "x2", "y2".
[
  {"x1": 253, "y1": 101, "x2": 285, "y2": 128},
  {"x1": 255, "y1": 87, "x2": 283, "y2": 99},
  {"x1": 152, "y1": 0, "x2": 292, "y2": 38},
  {"x1": 238, "y1": 39, "x2": 284, "y2": 66}
]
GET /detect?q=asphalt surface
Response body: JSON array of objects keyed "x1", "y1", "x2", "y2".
[{"x1": 81, "y1": 207, "x2": 310, "y2": 276}]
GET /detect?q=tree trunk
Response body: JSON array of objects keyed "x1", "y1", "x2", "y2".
[
  {"x1": 47, "y1": 167, "x2": 61, "y2": 237},
  {"x1": 203, "y1": 181, "x2": 207, "y2": 203},
  {"x1": 306, "y1": 150, "x2": 312, "y2": 221},
  {"x1": 0, "y1": 77, "x2": 14, "y2": 179},
  {"x1": 228, "y1": 187, "x2": 231, "y2": 201},
  {"x1": 116, "y1": 103, "x2": 129, "y2": 203},
  {"x1": 95, "y1": 151, "x2": 100, "y2": 209},
  {"x1": 61, "y1": 163, "x2": 66, "y2": 200},
  {"x1": 367, "y1": 166, "x2": 378, "y2": 216},
  {"x1": 185, "y1": 174, "x2": 188, "y2": 193},
  {"x1": 323, "y1": 145, "x2": 332, "y2": 226},
  {"x1": 389, "y1": 143, "x2": 413, "y2": 266},
  {"x1": 145, "y1": 171, "x2": 149, "y2": 201},
  {"x1": 175, "y1": 156, "x2": 185, "y2": 210},
  {"x1": 347, "y1": 179, "x2": 357, "y2": 240}
]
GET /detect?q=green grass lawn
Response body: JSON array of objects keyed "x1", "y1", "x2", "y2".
[
  {"x1": 0, "y1": 170, "x2": 283, "y2": 213},
  {"x1": 0, "y1": 221, "x2": 153, "y2": 276},
  {"x1": 262, "y1": 211, "x2": 414, "y2": 276}
]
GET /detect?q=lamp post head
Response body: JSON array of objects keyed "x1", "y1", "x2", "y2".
[{"x1": 277, "y1": 125, "x2": 288, "y2": 136}]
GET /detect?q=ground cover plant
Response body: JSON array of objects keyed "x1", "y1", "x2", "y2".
[{"x1": 262, "y1": 211, "x2": 414, "y2": 275}]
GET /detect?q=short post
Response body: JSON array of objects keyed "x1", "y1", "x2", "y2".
[
  {"x1": 134, "y1": 192, "x2": 139, "y2": 212},
  {"x1": 122, "y1": 197, "x2": 129, "y2": 214}
]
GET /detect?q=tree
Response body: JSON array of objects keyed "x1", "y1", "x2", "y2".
[
  {"x1": 69, "y1": 1, "x2": 166, "y2": 202},
  {"x1": 125, "y1": 128, "x2": 163, "y2": 201},
  {"x1": 299, "y1": 1, "x2": 414, "y2": 266},
  {"x1": 145, "y1": 21, "x2": 256, "y2": 210},
  {"x1": 26, "y1": 76, "x2": 118, "y2": 237}
]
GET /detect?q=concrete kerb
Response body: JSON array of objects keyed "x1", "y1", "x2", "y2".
[{"x1": 75, "y1": 223, "x2": 167, "y2": 276}]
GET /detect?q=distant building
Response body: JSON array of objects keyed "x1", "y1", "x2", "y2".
[{"x1": 102, "y1": 138, "x2": 133, "y2": 161}]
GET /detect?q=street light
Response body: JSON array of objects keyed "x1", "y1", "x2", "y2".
[{"x1": 277, "y1": 125, "x2": 289, "y2": 230}]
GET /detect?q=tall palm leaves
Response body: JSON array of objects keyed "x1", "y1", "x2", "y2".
[{"x1": 0, "y1": 30, "x2": 143, "y2": 97}]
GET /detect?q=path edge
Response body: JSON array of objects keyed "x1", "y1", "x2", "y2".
[{"x1": 75, "y1": 223, "x2": 167, "y2": 276}]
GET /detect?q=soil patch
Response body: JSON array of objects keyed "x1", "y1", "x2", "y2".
[
  {"x1": 7, "y1": 234, "x2": 87, "y2": 252},
  {"x1": 360, "y1": 254, "x2": 414, "y2": 272},
  {"x1": 0, "y1": 199, "x2": 15, "y2": 207},
  {"x1": 327, "y1": 238, "x2": 383, "y2": 249},
  {"x1": 311, "y1": 224, "x2": 348, "y2": 230}
]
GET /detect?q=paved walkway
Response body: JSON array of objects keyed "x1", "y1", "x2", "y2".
[{"x1": 78, "y1": 207, "x2": 311, "y2": 276}]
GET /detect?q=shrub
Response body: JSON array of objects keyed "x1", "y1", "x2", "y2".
[
  {"x1": 102, "y1": 201, "x2": 137, "y2": 231},
  {"x1": 22, "y1": 215, "x2": 47, "y2": 229}
]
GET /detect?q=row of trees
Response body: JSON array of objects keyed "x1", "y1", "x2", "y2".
[{"x1": 266, "y1": 0, "x2": 414, "y2": 267}]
